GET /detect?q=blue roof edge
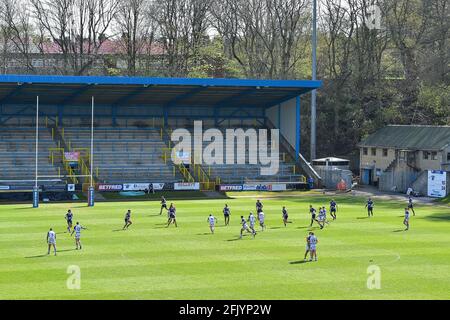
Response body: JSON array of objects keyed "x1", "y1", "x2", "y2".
[{"x1": 0, "y1": 74, "x2": 322, "y2": 89}]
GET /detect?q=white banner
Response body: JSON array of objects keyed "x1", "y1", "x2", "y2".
[
  {"x1": 219, "y1": 185, "x2": 243, "y2": 191},
  {"x1": 242, "y1": 183, "x2": 286, "y2": 191},
  {"x1": 427, "y1": 170, "x2": 447, "y2": 198},
  {"x1": 123, "y1": 183, "x2": 150, "y2": 191},
  {"x1": 98, "y1": 184, "x2": 123, "y2": 191},
  {"x1": 152, "y1": 183, "x2": 165, "y2": 190},
  {"x1": 243, "y1": 184, "x2": 258, "y2": 191},
  {"x1": 0, "y1": 186, "x2": 10, "y2": 190},
  {"x1": 271, "y1": 184, "x2": 286, "y2": 191},
  {"x1": 174, "y1": 182, "x2": 200, "y2": 190}
]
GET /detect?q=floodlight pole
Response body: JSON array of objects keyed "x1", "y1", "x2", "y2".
[
  {"x1": 310, "y1": 0, "x2": 317, "y2": 161},
  {"x1": 88, "y1": 96, "x2": 95, "y2": 207},
  {"x1": 33, "y1": 96, "x2": 39, "y2": 208}
]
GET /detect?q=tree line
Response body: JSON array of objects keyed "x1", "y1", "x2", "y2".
[{"x1": 0, "y1": 0, "x2": 448, "y2": 158}]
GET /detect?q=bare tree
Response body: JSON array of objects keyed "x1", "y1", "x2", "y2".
[
  {"x1": 152, "y1": 0, "x2": 212, "y2": 77},
  {"x1": 30, "y1": 0, "x2": 120, "y2": 75},
  {"x1": 114, "y1": 0, "x2": 158, "y2": 76},
  {"x1": 383, "y1": 0, "x2": 428, "y2": 121},
  {"x1": 1, "y1": 0, "x2": 39, "y2": 73},
  {"x1": 211, "y1": 0, "x2": 309, "y2": 79}
]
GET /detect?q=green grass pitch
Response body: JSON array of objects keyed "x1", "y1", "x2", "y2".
[{"x1": 0, "y1": 194, "x2": 449, "y2": 300}]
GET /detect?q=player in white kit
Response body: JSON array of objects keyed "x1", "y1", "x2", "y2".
[
  {"x1": 309, "y1": 232, "x2": 318, "y2": 261},
  {"x1": 304, "y1": 232, "x2": 312, "y2": 261},
  {"x1": 247, "y1": 212, "x2": 257, "y2": 235},
  {"x1": 240, "y1": 216, "x2": 255, "y2": 239},
  {"x1": 258, "y1": 211, "x2": 266, "y2": 231},
  {"x1": 47, "y1": 228, "x2": 57, "y2": 256},
  {"x1": 403, "y1": 208, "x2": 410, "y2": 231},
  {"x1": 71, "y1": 222, "x2": 86, "y2": 249},
  {"x1": 207, "y1": 214, "x2": 218, "y2": 234}
]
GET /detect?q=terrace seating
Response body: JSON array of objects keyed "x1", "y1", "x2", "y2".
[
  {"x1": 63, "y1": 127, "x2": 183, "y2": 183},
  {"x1": 0, "y1": 128, "x2": 60, "y2": 184},
  {"x1": 171, "y1": 127, "x2": 305, "y2": 184}
]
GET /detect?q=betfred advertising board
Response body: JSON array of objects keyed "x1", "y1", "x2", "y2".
[
  {"x1": 98, "y1": 184, "x2": 123, "y2": 191},
  {"x1": 219, "y1": 185, "x2": 243, "y2": 191}
]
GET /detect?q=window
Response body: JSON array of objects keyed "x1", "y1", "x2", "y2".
[
  {"x1": 371, "y1": 148, "x2": 376, "y2": 156},
  {"x1": 382, "y1": 149, "x2": 388, "y2": 157},
  {"x1": 447, "y1": 153, "x2": 450, "y2": 162},
  {"x1": 431, "y1": 152, "x2": 437, "y2": 160},
  {"x1": 363, "y1": 148, "x2": 368, "y2": 155},
  {"x1": 423, "y1": 151, "x2": 430, "y2": 160}
]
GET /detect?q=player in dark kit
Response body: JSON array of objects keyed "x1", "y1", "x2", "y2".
[
  {"x1": 309, "y1": 205, "x2": 318, "y2": 227},
  {"x1": 65, "y1": 209, "x2": 73, "y2": 233},
  {"x1": 282, "y1": 206, "x2": 289, "y2": 227},
  {"x1": 330, "y1": 199, "x2": 337, "y2": 220},
  {"x1": 167, "y1": 204, "x2": 177, "y2": 227},
  {"x1": 123, "y1": 210, "x2": 132, "y2": 230},
  {"x1": 256, "y1": 200, "x2": 263, "y2": 213},
  {"x1": 365, "y1": 198, "x2": 374, "y2": 217},
  {"x1": 160, "y1": 196, "x2": 168, "y2": 215},
  {"x1": 223, "y1": 204, "x2": 231, "y2": 226},
  {"x1": 408, "y1": 197, "x2": 416, "y2": 216}
]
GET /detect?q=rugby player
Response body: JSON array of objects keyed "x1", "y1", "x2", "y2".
[
  {"x1": 65, "y1": 209, "x2": 73, "y2": 233},
  {"x1": 167, "y1": 204, "x2": 177, "y2": 227},
  {"x1": 207, "y1": 214, "x2": 218, "y2": 234},
  {"x1": 223, "y1": 204, "x2": 231, "y2": 226},
  {"x1": 365, "y1": 198, "x2": 374, "y2": 217},
  {"x1": 70, "y1": 222, "x2": 86, "y2": 250},
  {"x1": 47, "y1": 228, "x2": 57, "y2": 256},
  {"x1": 123, "y1": 210, "x2": 132, "y2": 230}
]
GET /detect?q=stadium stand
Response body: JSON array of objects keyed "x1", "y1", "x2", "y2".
[
  {"x1": 61, "y1": 126, "x2": 184, "y2": 183},
  {"x1": 166, "y1": 126, "x2": 305, "y2": 184},
  {"x1": 0, "y1": 123, "x2": 306, "y2": 187},
  {"x1": 0, "y1": 127, "x2": 60, "y2": 186},
  {"x1": 0, "y1": 75, "x2": 322, "y2": 198}
]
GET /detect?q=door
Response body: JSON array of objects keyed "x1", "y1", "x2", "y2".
[{"x1": 362, "y1": 169, "x2": 372, "y2": 185}]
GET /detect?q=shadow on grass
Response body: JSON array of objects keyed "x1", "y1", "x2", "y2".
[
  {"x1": 25, "y1": 253, "x2": 49, "y2": 258},
  {"x1": 58, "y1": 248, "x2": 78, "y2": 253},
  {"x1": 289, "y1": 260, "x2": 307, "y2": 265},
  {"x1": 270, "y1": 227, "x2": 282, "y2": 230},
  {"x1": 392, "y1": 229, "x2": 406, "y2": 232},
  {"x1": 357, "y1": 217, "x2": 371, "y2": 219},
  {"x1": 424, "y1": 213, "x2": 450, "y2": 222},
  {"x1": 112, "y1": 229, "x2": 125, "y2": 232},
  {"x1": 25, "y1": 248, "x2": 76, "y2": 258}
]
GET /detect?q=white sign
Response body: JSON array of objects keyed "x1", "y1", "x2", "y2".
[
  {"x1": 152, "y1": 183, "x2": 165, "y2": 190},
  {"x1": 174, "y1": 182, "x2": 200, "y2": 190},
  {"x1": 271, "y1": 184, "x2": 286, "y2": 191},
  {"x1": 67, "y1": 184, "x2": 75, "y2": 192},
  {"x1": 98, "y1": 184, "x2": 123, "y2": 191},
  {"x1": 243, "y1": 183, "x2": 282, "y2": 191},
  {"x1": 243, "y1": 184, "x2": 258, "y2": 191},
  {"x1": 123, "y1": 183, "x2": 150, "y2": 191},
  {"x1": 427, "y1": 170, "x2": 447, "y2": 198},
  {"x1": 175, "y1": 151, "x2": 191, "y2": 164},
  {"x1": 219, "y1": 185, "x2": 243, "y2": 191},
  {"x1": 0, "y1": 186, "x2": 10, "y2": 190}
]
